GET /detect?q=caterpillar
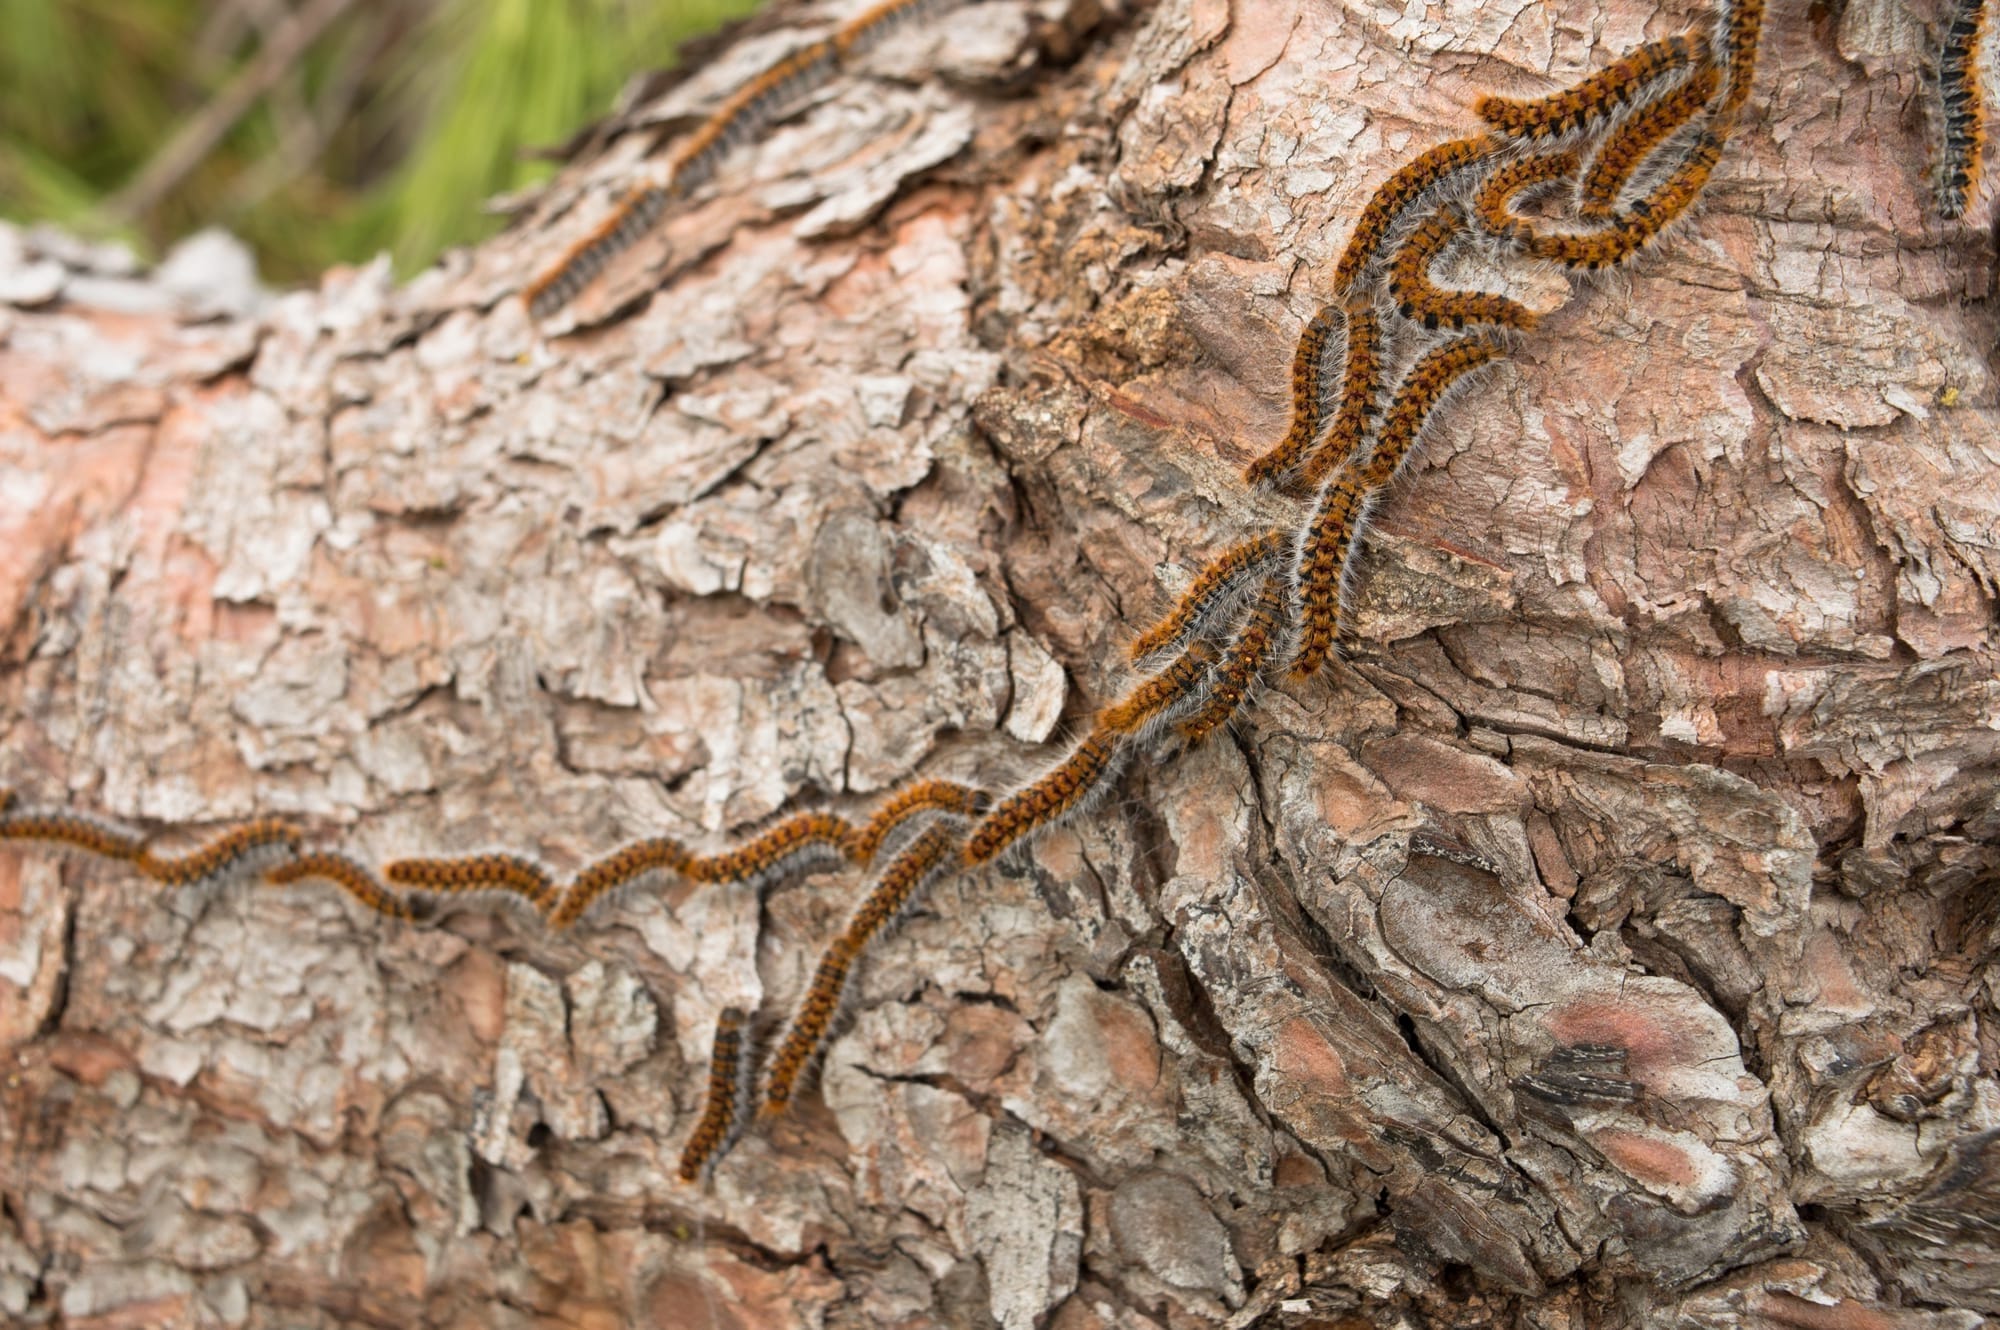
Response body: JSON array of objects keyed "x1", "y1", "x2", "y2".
[
  {"x1": 1244, "y1": 303, "x2": 1347, "y2": 488},
  {"x1": 0, "y1": 806, "x2": 146, "y2": 864},
  {"x1": 1476, "y1": 34, "x2": 1708, "y2": 141},
  {"x1": 962, "y1": 731, "x2": 1126, "y2": 867},
  {"x1": 1294, "y1": 299, "x2": 1386, "y2": 494},
  {"x1": 265, "y1": 852, "x2": 416, "y2": 923},
  {"x1": 1128, "y1": 530, "x2": 1287, "y2": 665},
  {"x1": 524, "y1": 0, "x2": 964, "y2": 321},
  {"x1": 1578, "y1": 55, "x2": 1721, "y2": 221},
  {"x1": 1178, "y1": 574, "x2": 1292, "y2": 745},
  {"x1": 1936, "y1": 0, "x2": 1992, "y2": 217},
  {"x1": 760, "y1": 823, "x2": 961, "y2": 1117},
  {"x1": 1293, "y1": 336, "x2": 1509, "y2": 678},
  {"x1": 137, "y1": 819, "x2": 301, "y2": 890},
  {"x1": 678, "y1": 1008, "x2": 757, "y2": 1182},
  {"x1": 548, "y1": 837, "x2": 695, "y2": 931},
  {"x1": 382, "y1": 852, "x2": 559, "y2": 915},
  {"x1": 1331, "y1": 135, "x2": 1502, "y2": 295},
  {"x1": 1387, "y1": 204, "x2": 1542, "y2": 332},
  {"x1": 1513, "y1": 128, "x2": 1730, "y2": 269},
  {"x1": 844, "y1": 779, "x2": 991, "y2": 865}
]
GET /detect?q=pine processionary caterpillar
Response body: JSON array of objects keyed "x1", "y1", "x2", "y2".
[
  {"x1": 758, "y1": 935, "x2": 861, "y2": 1117},
  {"x1": 1477, "y1": 34, "x2": 1708, "y2": 141},
  {"x1": 265, "y1": 852, "x2": 415, "y2": 922},
  {"x1": 839, "y1": 821, "x2": 962, "y2": 950},
  {"x1": 1294, "y1": 300, "x2": 1384, "y2": 494},
  {"x1": 760, "y1": 823, "x2": 961, "y2": 1117},
  {"x1": 1128, "y1": 530, "x2": 1287, "y2": 665},
  {"x1": 1716, "y1": 0, "x2": 1768, "y2": 123},
  {"x1": 845, "y1": 779, "x2": 991, "y2": 865},
  {"x1": 137, "y1": 818, "x2": 302, "y2": 889},
  {"x1": 1099, "y1": 639, "x2": 1224, "y2": 739},
  {"x1": 962, "y1": 731, "x2": 1126, "y2": 866},
  {"x1": 383, "y1": 852, "x2": 559, "y2": 914},
  {"x1": 1332, "y1": 136, "x2": 1502, "y2": 296},
  {"x1": 523, "y1": 185, "x2": 673, "y2": 322},
  {"x1": 1472, "y1": 149, "x2": 1582, "y2": 243},
  {"x1": 1514, "y1": 128, "x2": 1729, "y2": 269},
  {"x1": 0, "y1": 807, "x2": 146, "y2": 863},
  {"x1": 833, "y1": 0, "x2": 956, "y2": 56},
  {"x1": 1578, "y1": 55, "x2": 1721, "y2": 222},
  {"x1": 1292, "y1": 336, "x2": 1508, "y2": 678},
  {"x1": 548, "y1": 837, "x2": 696, "y2": 931},
  {"x1": 1388, "y1": 204, "x2": 1541, "y2": 332},
  {"x1": 1178, "y1": 574, "x2": 1291, "y2": 745},
  {"x1": 1936, "y1": 0, "x2": 1991, "y2": 217},
  {"x1": 678, "y1": 1007, "x2": 756, "y2": 1182},
  {"x1": 525, "y1": 0, "x2": 969, "y2": 320},
  {"x1": 685, "y1": 810, "x2": 855, "y2": 894},
  {"x1": 1244, "y1": 303, "x2": 1346, "y2": 488}
]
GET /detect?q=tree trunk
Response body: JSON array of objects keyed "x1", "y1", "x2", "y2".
[{"x1": 2, "y1": 0, "x2": 1996, "y2": 1326}]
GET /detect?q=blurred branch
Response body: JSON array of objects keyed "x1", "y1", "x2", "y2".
[{"x1": 103, "y1": 0, "x2": 362, "y2": 225}]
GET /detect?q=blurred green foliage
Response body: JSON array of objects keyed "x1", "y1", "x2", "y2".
[{"x1": 0, "y1": 0, "x2": 762, "y2": 283}]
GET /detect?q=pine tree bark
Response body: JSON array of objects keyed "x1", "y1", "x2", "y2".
[{"x1": 2, "y1": 0, "x2": 1996, "y2": 1326}]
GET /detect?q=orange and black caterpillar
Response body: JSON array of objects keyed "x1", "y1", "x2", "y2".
[
  {"x1": 525, "y1": 0, "x2": 960, "y2": 321},
  {"x1": 1178, "y1": 574, "x2": 1292, "y2": 744},
  {"x1": 760, "y1": 823, "x2": 962, "y2": 1115},
  {"x1": 1936, "y1": 0, "x2": 1992, "y2": 217},
  {"x1": 384, "y1": 851, "x2": 560, "y2": 915},
  {"x1": 1128, "y1": 531, "x2": 1286, "y2": 664},
  {"x1": 678, "y1": 1007, "x2": 757, "y2": 1182},
  {"x1": 1578, "y1": 53, "x2": 1721, "y2": 221},
  {"x1": 1332, "y1": 136, "x2": 1502, "y2": 295},
  {"x1": 1243, "y1": 303, "x2": 1346, "y2": 488},
  {"x1": 138, "y1": 818, "x2": 301, "y2": 890},
  {"x1": 1476, "y1": 34, "x2": 1707, "y2": 141},
  {"x1": 1294, "y1": 299, "x2": 1385, "y2": 495},
  {"x1": 1293, "y1": 335, "x2": 1510, "y2": 678},
  {"x1": 1388, "y1": 204, "x2": 1540, "y2": 332}
]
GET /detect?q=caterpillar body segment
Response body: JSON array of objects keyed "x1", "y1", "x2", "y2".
[
  {"x1": 523, "y1": 185, "x2": 672, "y2": 322},
  {"x1": 1578, "y1": 56, "x2": 1721, "y2": 221},
  {"x1": 549, "y1": 837, "x2": 696, "y2": 931},
  {"x1": 1099, "y1": 639, "x2": 1223, "y2": 744},
  {"x1": 1516, "y1": 128, "x2": 1729, "y2": 269},
  {"x1": 1294, "y1": 300, "x2": 1385, "y2": 494},
  {"x1": 1472, "y1": 149, "x2": 1583, "y2": 243},
  {"x1": 845, "y1": 779, "x2": 991, "y2": 866},
  {"x1": 1387, "y1": 204, "x2": 1541, "y2": 332},
  {"x1": 1245, "y1": 303, "x2": 1347, "y2": 488},
  {"x1": 839, "y1": 822, "x2": 962, "y2": 951},
  {"x1": 1332, "y1": 135, "x2": 1504, "y2": 296},
  {"x1": 685, "y1": 810, "x2": 856, "y2": 895},
  {"x1": 1293, "y1": 336, "x2": 1509, "y2": 677},
  {"x1": 834, "y1": 0, "x2": 958, "y2": 56},
  {"x1": 679, "y1": 1008, "x2": 757, "y2": 1182},
  {"x1": 1477, "y1": 34, "x2": 1709, "y2": 141},
  {"x1": 1716, "y1": 0, "x2": 1768, "y2": 122},
  {"x1": 760, "y1": 823, "x2": 962, "y2": 1118},
  {"x1": 962, "y1": 731, "x2": 1127, "y2": 867},
  {"x1": 383, "y1": 852, "x2": 558, "y2": 915},
  {"x1": 0, "y1": 807, "x2": 146, "y2": 863},
  {"x1": 526, "y1": 0, "x2": 973, "y2": 320},
  {"x1": 1936, "y1": 0, "x2": 1992, "y2": 216},
  {"x1": 1129, "y1": 531, "x2": 1287, "y2": 666},
  {"x1": 138, "y1": 818, "x2": 302, "y2": 890},
  {"x1": 1178, "y1": 574, "x2": 1292, "y2": 745},
  {"x1": 265, "y1": 853, "x2": 415, "y2": 923}
]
